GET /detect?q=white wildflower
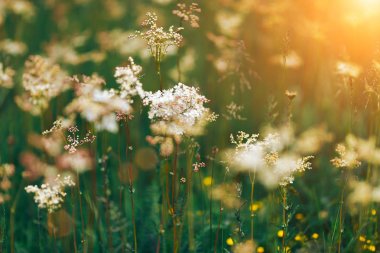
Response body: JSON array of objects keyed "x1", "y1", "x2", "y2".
[
  {"x1": 0, "y1": 63, "x2": 15, "y2": 89},
  {"x1": 143, "y1": 83, "x2": 214, "y2": 136},
  {"x1": 25, "y1": 175, "x2": 75, "y2": 213},
  {"x1": 114, "y1": 57, "x2": 145, "y2": 101}
]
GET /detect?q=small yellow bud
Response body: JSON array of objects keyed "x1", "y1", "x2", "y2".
[
  {"x1": 295, "y1": 213, "x2": 304, "y2": 220},
  {"x1": 226, "y1": 237, "x2": 234, "y2": 246},
  {"x1": 257, "y1": 246, "x2": 265, "y2": 253},
  {"x1": 277, "y1": 230, "x2": 284, "y2": 238},
  {"x1": 203, "y1": 177, "x2": 212, "y2": 186}
]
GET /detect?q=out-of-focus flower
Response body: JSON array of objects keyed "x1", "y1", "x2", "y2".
[
  {"x1": 146, "y1": 135, "x2": 175, "y2": 157},
  {"x1": 152, "y1": 0, "x2": 174, "y2": 5},
  {"x1": 132, "y1": 12, "x2": 183, "y2": 60},
  {"x1": 0, "y1": 39, "x2": 27, "y2": 55},
  {"x1": 98, "y1": 30, "x2": 148, "y2": 58},
  {"x1": 20, "y1": 152, "x2": 50, "y2": 181},
  {"x1": 212, "y1": 183, "x2": 242, "y2": 209},
  {"x1": 0, "y1": 163, "x2": 15, "y2": 204},
  {"x1": 0, "y1": 63, "x2": 15, "y2": 89},
  {"x1": 294, "y1": 125, "x2": 333, "y2": 154},
  {"x1": 169, "y1": 48, "x2": 196, "y2": 81},
  {"x1": 114, "y1": 57, "x2": 145, "y2": 102},
  {"x1": 104, "y1": 0, "x2": 125, "y2": 20},
  {"x1": 227, "y1": 126, "x2": 314, "y2": 188},
  {"x1": 331, "y1": 144, "x2": 361, "y2": 169},
  {"x1": 134, "y1": 147, "x2": 158, "y2": 170},
  {"x1": 215, "y1": 11, "x2": 244, "y2": 37},
  {"x1": 173, "y1": 3, "x2": 201, "y2": 28},
  {"x1": 16, "y1": 56, "x2": 69, "y2": 115},
  {"x1": 56, "y1": 149, "x2": 93, "y2": 174},
  {"x1": 28, "y1": 133, "x2": 63, "y2": 157},
  {"x1": 336, "y1": 60, "x2": 362, "y2": 78},
  {"x1": 348, "y1": 181, "x2": 373, "y2": 206},
  {"x1": 143, "y1": 83, "x2": 216, "y2": 137},
  {"x1": 233, "y1": 240, "x2": 256, "y2": 253},
  {"x1": 226, "y1": 237, "x2": 234, "y2": 246},
  {"x1": 331, "y1": 134, "x2": 380, "y2": 169},
  {"x1": 5, "y1": 0, "x2": 35, "y2": 18},
  {"x1": 222, "y1": 102, "x2": 246, "y2": 120},
  {"x1": 25, "y1": 175, "x2": 75, "y2": 213},
  {"x1": 269, "y1": 50, "x2": 303, "y2": 69},
  {"x1": 65, "y1": 75, "x2": 132, "y2": 133},
  {"x1": 203, "y1": 176, "x2": 213, "y2": 186}
]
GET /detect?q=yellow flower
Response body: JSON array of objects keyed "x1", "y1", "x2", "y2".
[
  {"x1": 371, "y1": 209, "x2": 377, "y2": 216},
  {"x1": 203, "y1": 176, "x2": 213, "y2": 186},
  {"x1": 311, "y1": 233, "x2": 319, "y2": 239},
  {"x1": 226, "y1": 237, "x2": 234, "y2": 246},
  {"x1": 369, "y1": 245, "x2": 376, "y2": 252},
  {"x1": 257, "y1": 246, "x2": 265, "y2": 253},
  {"x1": 295, "y1": 213, "x2": 304, "y2": 221},
  {"x1": 294, "y1": 234, "x2": 302, "y2": 241},
  {"x1": 277, "y1": 230, "x2": 284, "y2": 238},
  {"x1": 250, "y1": 202, "x2": 262, "y2": 212},
  {"x1": 359, "y1": 235, "x2": 366, "y2": 242}
]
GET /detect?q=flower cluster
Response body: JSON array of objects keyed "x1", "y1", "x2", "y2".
[
  {"x1": 0, "y1": 0, "x2": 35, "y2": 23},
  {"x1": 143, "y1": 83, "x2": 215, "y2": 136},
  {"x1": 42, "y1": 119, "x2": 63, "y2": 135},
  {"x1": 173, "y1": 3, "x2": 201, "y2": 28},
  {"x1": 65, "y1": 75, "x2": 132, "y2": 132},
  {"x1": 222, "y1": 101, "x2": 246, "y2": 120},
  {"x1": 16, "y1": 56, "x2": 69, "y2": 115},
  {"x1": 331, "y1": 134, "x2": 380, "y2": 169},
  {"x1": 114, "y1": 57, "x2": 145, "y2": 102},
  {"x1": 25, "y1": 175, "x2": 75, "y2": 213},
  {"x1": 64, "y1": 126, "x2": 96, "y2": 154},
  {"x1": 347, "y1": 181, "x2": 380, "y2": 207},
  {"x1": 0, "y1": 63, "x2": 15, "y2": 89},
  {"x1": 0, "y1": 39, "x2": 27, "y2": 56},
  {"x1": 227, "y1": 127, "x2": 314, "y2": 188},
  {"x1": 133, "y1": 12, "x2": 183, "y2": 59},
  {"x1": 0, "y1": 163, "x2": 15, "y2": 204},
  {"x1": 336, "y1": 60, "x2": 362, "y2": 79}
]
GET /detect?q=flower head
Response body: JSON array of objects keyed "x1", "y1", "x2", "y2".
[
  {"x1": 0, "y1": 63, "x2": 15, "y2": 89},
  {"x1": 133, "y1": 12, "x2": 183, "y2": 59},
  {"x1": 143, "y1": 83, "x2": 215, "y2": 136},
  {"x1": 114, "y1": 57, "x2": 145, "y2": 101},
  {"x1": 65, "y1": 75, "x2": 133, "y2": 133},
  {"x1": 25, "y1": 175, "x2": 75, "y2": 213},
  {"x1": 173, "y1": 3, "x2": 201, "y2": 28},
  {"x1": 227, "y1": 126, "x2": 314, "y2": 188},
  {"x1": 16, "y1": 56, "x2": 69, "y2": 115}
]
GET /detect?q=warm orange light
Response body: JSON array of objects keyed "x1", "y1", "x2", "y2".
[{"x1": 353, "y1": 0, "x2": 380, "y2": 14}]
